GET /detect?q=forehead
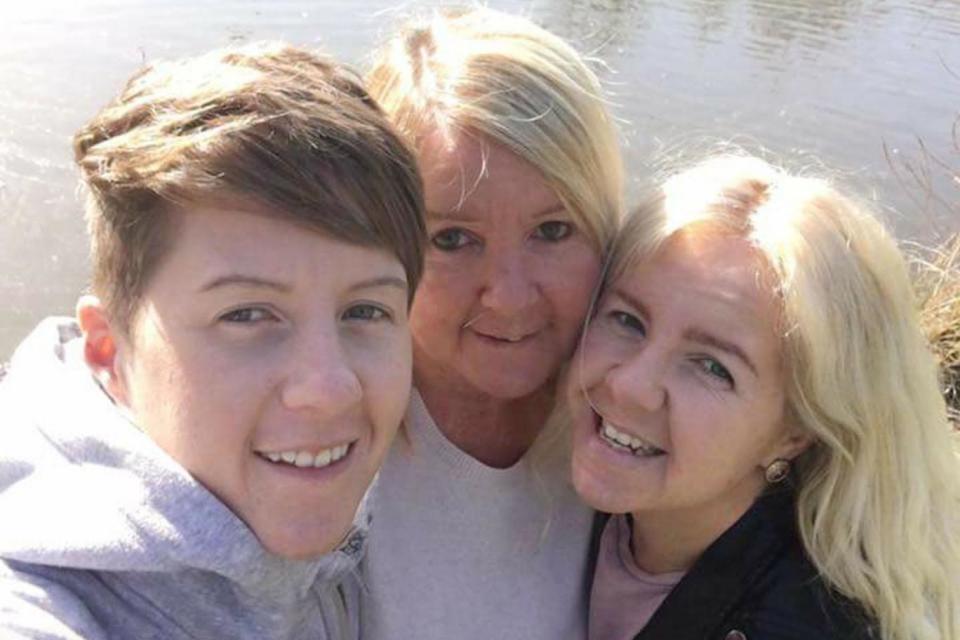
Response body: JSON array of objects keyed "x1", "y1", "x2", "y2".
[
  {"x1": 417, "y1": 128, "x2": 559, "y2": 220},
  {"x1": 152, "y1": 203, "x2": 405, "y2": 289},
  {"x1": 618, "y1": 233, "x2": 782, "y2": 343}
]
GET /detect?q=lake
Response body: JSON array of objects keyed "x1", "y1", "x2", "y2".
[{"x1": 1, "y1": 0, "x2": 958, "y2": 357}]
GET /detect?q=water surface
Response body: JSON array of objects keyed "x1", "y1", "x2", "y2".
[{"x1": 1, "y1": 0, "x2": 958, "y2": 356}]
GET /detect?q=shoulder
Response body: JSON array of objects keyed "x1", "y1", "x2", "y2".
[
  {"x1": 731, "y1": 541, "x2": 875, "y2": 640},
  {"x1": 0, "y1": 560, "x2": 107, "y2": 640},
  {"x1": 640, "y1": 492, "x2": 877, "y2": 640}
]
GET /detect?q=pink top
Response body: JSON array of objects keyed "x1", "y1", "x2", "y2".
[{"x1": 589, "y1": 514, "x2": 686, "y2": 640}]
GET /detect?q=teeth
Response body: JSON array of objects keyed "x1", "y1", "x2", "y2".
[
  {"x1": 259, "y1": 443, "x2": 352, "y2": 469},
  {"x1": 294, "y1": 451, "x2": 313, "y2": 467},
  {"x1": 600, "y1": 420, "x2": 664, "y2": 457}
]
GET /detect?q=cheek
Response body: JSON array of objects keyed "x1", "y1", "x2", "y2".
[
  {"x1": 420, "y1": 252, "x2": 478, "y2": 296},
  {"x1": 352, "y1": 334, "x2": 413, "y2": 433},
  {"x1": 567, "y1": 326, "x2": 622, "y2": 398},
  {"x1": 412, "y1": 262, "x2": 468, "y2": 314},
  {"x1": 410, "y1": 274, "x2": 470, "y2": 347},
  {"x1": 541, "y1": 246, "x2": 601, "y2": 327},
  {"x1": 668, "y1": 401, "x2": 767, "y2": 480},
  {"x1": 129, "y1": 355, "x2": 249, "y2": 500},
  {"x1": 566, "y1": 349, "x2": 603, "y2": 408},
  {"x1": 121, "y1": 344, "x2": 187, "y2": 433},
  {"x1": 136, "y1": 328, "x2": 273, "y2": 456}
]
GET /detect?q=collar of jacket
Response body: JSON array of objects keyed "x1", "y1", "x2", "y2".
[{"x1": 633, "y1": 488, "x2": 797, "y2": 640}]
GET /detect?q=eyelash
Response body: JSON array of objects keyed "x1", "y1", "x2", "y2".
[
  {"x1": 219, "y1": 304, "x2": 391, "y2": 326},
  {"x1": 608, "y1": 309, "x2": 646, "y2": 335},
  {"x1": 694, "y1": 357, "x2": 735, "y2": 388},
  {"x1": 532, "y1": 221, "x2": 573, "y2": 242},
  {"x1": 429, "y1": 220, "x2": 574, "y2": 252},
  {"x1": 341, "y1": 303, "x2": 391, "y2": 323},
  {"x1": 430, "y1": 228, "x2": 475, "y2": 252},
  {"x1": 219, "y1": 306, "x2": 279, "y2": 324}
]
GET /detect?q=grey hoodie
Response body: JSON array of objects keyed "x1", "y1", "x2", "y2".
[{"x1": 0, "y1": 318, "x2": 366, "y2": 640}]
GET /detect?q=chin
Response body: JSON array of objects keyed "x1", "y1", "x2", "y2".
[
  {"x1": 571, "y1": 456, "x2": 637, "y2": 515},
  {"x1": 255, "y1": 518, "x2": 351, "y2": 560},
  {"x1": 466, "y1": 367, "x2": 558, "y2": 400}
]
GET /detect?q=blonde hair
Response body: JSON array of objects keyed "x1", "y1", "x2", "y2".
[
  {"x1": 75, "y1": 41, "x2": 425, "y2": 332},
  {"x1": 609, "y1": 155, "x2": 960, "y2": 640},
  {"x1": 366, "y1": 6, "x2": 623, "y2": 252}
]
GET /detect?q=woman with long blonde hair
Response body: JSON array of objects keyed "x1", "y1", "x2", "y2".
[{"x1": 569, "y1": 155, "x2": 960, "y2": 639}]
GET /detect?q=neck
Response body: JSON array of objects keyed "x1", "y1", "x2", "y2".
[
  {"x1": 415, "y1": 371, "x2": 555, "y2": 468},
  {"x1": 629, "y1": 484, "x2": 762, "y2": 574}
]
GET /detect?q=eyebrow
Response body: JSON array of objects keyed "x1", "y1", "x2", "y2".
[
  {"x1": 611, "y1": 287, "x2": 758, "y2": 377},
  {"x1": 199, "y1": 274, "x2": 290, "y2": 293},
  {"x1": 425, "y1": 203, "x2": 568, "y2": 222},
  {"x1": 684, "y1": 328, "x2": 758, "y2": 377},
  {"x1": 346, "y1": 276, "x2": 408, "y2": 294},
  {"x1": 199, "y1": 274, "x2": 408, "y2": 295}
]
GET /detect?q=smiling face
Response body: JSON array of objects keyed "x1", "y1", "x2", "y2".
[
  {"x1": 85, "y1": 203, "x2": 412, "y2": 559},
  {"x1": 570, "y1": 232, "x2": 808, "y2": 526},
  {"x1": 412, "y1": 130, "x2": 602, "y2": 400}
]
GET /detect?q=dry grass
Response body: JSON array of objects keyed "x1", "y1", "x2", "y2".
[{"x1": 914, "y1": 233, "x2": 960, "y2": 423}]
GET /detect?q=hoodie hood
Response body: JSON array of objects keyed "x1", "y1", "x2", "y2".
[{"x1": 0, "y1": 317, "x2": 368, "y2": 602}]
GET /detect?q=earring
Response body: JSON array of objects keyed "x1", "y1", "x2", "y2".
[{"x1": 764, "y1": 458, "x2": 791, "y2": 484}]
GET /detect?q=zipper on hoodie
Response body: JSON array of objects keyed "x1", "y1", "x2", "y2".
[{"x1": 318, "y1": 582, "x2": 351, "y2": 640}]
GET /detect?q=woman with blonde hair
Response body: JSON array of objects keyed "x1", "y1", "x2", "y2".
[
  {"x1": 361, "y1": 7, "x2": 622, "y2": 639},
  {"x1": 569, "y1": 155, "x2": 960, "y2": 639}
]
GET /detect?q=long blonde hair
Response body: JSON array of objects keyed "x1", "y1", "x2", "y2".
[
  {"x1": 366, "y1": 6, "x2": 623, "y2": 253},
  {"x1": 610, "y1": 155, "x2": 960, "y2": 640}
]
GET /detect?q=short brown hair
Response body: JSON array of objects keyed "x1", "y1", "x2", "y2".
[{"x1": 74, "y1": 41, "x2": 425, "y2": 332}]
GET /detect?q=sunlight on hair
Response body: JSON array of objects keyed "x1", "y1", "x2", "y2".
[
  {"x1": 661, "y1": 154, "x2": 775, "y2": 236},
  {"x1": 749, "y1": 177, "x2": 812, "y2": 259}
]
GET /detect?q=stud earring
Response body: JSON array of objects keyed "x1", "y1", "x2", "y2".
[{"x1": 764, "y1": 458, "x2": 791, "y2": 484}]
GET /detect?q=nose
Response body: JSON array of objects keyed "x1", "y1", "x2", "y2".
[
  {"x1": 602, "y1": 347, "x2": 667, "y2": 414},
  {"x1": 281, "y1": 330, "x2": 362, "y2": 418},
  {"x1": 479, "y1": 247, "x2": 538, "y2": 314}
]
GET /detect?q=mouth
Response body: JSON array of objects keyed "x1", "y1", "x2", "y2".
[
  {"x1": 254, "y1": 442, "x2": 355, "y2": 470},
  {"x1": 595, "y1": 414, "x2": 666, "y2": 458},
  {"x1": 471, "y1": 328, "x2": 539, "y2": 344}
]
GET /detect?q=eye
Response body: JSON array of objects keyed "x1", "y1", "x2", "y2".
[
  {"x1": 430, "y1": 228, "x2": 474, "y2": 251},
  {"x1": 696, "y1": 357, "x2": 735, "y2": 387},
  {"x1": 342, "y1": 303, "x2": 390, "y2": 322},
  {"x1": 219, "y1": 306, "x2": 279, "y2": 324},
  {"x1": 609, "y1": 310, "x2": 646, "y2": 336},
  {"x1": 532, "y1": 220, "x2": 572, "y2": 242}
]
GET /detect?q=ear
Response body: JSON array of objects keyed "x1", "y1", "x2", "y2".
[
  {"x1": 76, "y1": 295, "x2": 129, "y2": 406},
  {"x1": 764, "y1": 422, "x2": 814, "y2": 467}
]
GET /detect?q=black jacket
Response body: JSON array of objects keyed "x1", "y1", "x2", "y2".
[{"x1": 593, "y1": 490, "x2": 876, "y2": 640}]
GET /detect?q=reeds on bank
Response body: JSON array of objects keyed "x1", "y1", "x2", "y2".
[{"x1": 915, "y1": 233, "x2": 960, "y2": 423}]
